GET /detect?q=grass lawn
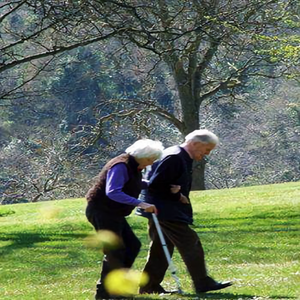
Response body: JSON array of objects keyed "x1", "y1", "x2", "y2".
[{"x1": 0, "y1": 181, "x2": 299, "y2": 300}]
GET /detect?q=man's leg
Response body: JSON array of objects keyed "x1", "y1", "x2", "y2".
[
  {"x1": 159, "y1": 221, "x2": 231, "y2": 293},
  {"x1": 140, "y1": 219, "x2": 174, "y2": 294},
  {"x1": 157, "y1": 220, "x2": 208, "y2": 291}
]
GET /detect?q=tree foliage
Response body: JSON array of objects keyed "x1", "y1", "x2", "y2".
[{"x1": 1, "y1": 0, "x2": 300, "y2": 201}]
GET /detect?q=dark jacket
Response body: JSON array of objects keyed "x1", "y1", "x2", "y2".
[
  {"x1": 86, "y1": 154, "x2": 142, "y2": 217},
  {"x1": 145, "y1": 146, "x2": 194, "y2": 224}
]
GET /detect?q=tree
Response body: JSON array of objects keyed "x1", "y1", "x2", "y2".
[
  {"x1": 81, "y1": 0, "x2": 300, "y2": 188},
  {"x1": 203, "y1": 76, "x2": 300, "y2": 189},
  {"x1": 1, "y1": 0, "x2": 300, "y2": 189},
  {"x1": 0, "y1": 0, "x2": 127, "y2": 103}
]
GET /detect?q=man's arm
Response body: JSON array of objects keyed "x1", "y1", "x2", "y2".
[{"x1": 148, "y1": 155, "x2": 183, "y2": 201}]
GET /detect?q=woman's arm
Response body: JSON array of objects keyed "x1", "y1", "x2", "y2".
[
  {"x1": 106, "y1": 164, "x2": 158, "y2": 213},
  {"x1": 106, "y1": 164, "x2": 141, "y2": 206}
]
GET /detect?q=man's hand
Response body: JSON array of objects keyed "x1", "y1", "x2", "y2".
[
  {"x1": 179, "y1": 193, "x2": 190, "y2": 204},
  {"x1": 137, "y1": 202, "x2": 158, "y2": 214},
  {"x1": 170, "y1": 184, "x2": 181, "y2": 194}
]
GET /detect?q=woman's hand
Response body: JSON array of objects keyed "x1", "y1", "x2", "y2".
[{"x1": 137, "y1": 202, "x2": 158, "y2": 214}]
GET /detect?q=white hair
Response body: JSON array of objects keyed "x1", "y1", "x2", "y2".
[
  {"x1": 185, "y1": 129, "x2": 219, "y2": 145},
  {"x1": 125, "y1": 139, "x2": 164, "y2": 159}
]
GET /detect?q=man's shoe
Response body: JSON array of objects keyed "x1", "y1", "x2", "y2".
[
  {"x1": 196, "y1": 276, "x2": 232, "y2": 293},
  {"x1": 139, "y1": 284, "x2": 172, "y2": 294}
]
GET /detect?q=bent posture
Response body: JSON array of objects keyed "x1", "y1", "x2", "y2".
[
  {"x1": 140, "y1": 130, "x2": 232, "y2": 294},
  {"x1": 86, "y1": 139, "x2": 163, "y2": 299}
]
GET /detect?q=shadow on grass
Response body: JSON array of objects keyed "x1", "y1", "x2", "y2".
[
  {"x1": 192, "y1": 211, "x2": 300, "y2": 229},
  {"x1": 0, "y1": 229, "x2": 98, "y2": 278},
  {"x1": 192, "y1": 292, "x2": 296, "y2": 299},
  {"x1": 0, "y1": 230, "x2": 88, "y2": 257},
  {"x1": 191, "y1": 213, "x2": 300, "y2": 236},
  {"x1": 134, "y1": 291, "x2": 297, "y2": 299}
]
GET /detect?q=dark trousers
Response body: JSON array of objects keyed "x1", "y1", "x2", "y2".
[
  {"x1": 142, "y1": 219, "x2": 207, "y2": 291},
  {"x1": 86, "y1": 205, "x2": 141, "y2": 292}
]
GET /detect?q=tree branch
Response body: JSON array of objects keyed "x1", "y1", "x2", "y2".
[{"x1": 0, "y1": 28, "x2": 127, "y2": 73}]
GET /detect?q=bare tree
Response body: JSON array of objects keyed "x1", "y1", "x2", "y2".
[
  {"x1": 81, "y1": 0, "x2": 300, "y2": 188},
  {"x1": 1, "y1": 0, "x2": 300, "y2": 189}
]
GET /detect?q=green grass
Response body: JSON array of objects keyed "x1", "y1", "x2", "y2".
[{"x1": 0, "y1": 182, "x2": 299, "y2": 300}]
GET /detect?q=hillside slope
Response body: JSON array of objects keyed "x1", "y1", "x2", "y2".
[{"x1": 0, "y1": 182, "x2": 299, "y2": 300}]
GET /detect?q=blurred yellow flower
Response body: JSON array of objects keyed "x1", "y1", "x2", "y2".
[
  {"x1": 39, "y1": 204, "x2": 62, "y2": 220},
  {"x1": 84, "y1": 230, "x2": 121, "y2": 250},
  {"x1": 104, "y1": 268, "x2": 149, "y2": 296}
]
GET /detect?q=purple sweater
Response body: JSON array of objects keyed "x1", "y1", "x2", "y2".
[{"x1": 106, "y1": 163, "x2": 148, "y2": 206}]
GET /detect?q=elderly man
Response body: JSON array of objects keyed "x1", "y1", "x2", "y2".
[{"x1": 139, "y1": 129, "x2": 232, "y2": 295}]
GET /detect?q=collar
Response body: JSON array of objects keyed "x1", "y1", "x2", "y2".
[
  {"x1": 128, "y1": 154, "x2": 140, "y2": 170},
  {"x1": 179, "y1": 146, "x2": 193, "y2": 163}
]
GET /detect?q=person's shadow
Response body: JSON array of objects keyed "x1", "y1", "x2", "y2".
[
  {"x1": 134, "y1": 292, "x2": 297, "y2": 299},
  {"x1": 190, "y1": 292, "x2": 296, "y2": 299}
]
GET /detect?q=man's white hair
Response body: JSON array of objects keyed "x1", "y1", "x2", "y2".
[
  {"x1": 185, "y1": 129, "x2": 219, "y2": 145},
  {"x1": 125, "y1": 139, "x2": 164, "y2": 159}
]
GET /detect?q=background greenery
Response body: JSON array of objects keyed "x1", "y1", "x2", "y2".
[
  {"x1": 1, "y1": 3, "x2": 299, "y2": 299},
  {"x1": 0, "y1": 181, "x2": 299, "y2": 300},
  {"x1": 1, "y1": 1, "x2": 300, "y2": 203}
]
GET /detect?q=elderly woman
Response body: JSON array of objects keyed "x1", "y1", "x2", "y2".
[{"x1": 85, "y1": 139, "x2": 164, "y2": 300}]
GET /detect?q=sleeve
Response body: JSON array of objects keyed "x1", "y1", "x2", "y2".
[
  {"x1": 141, "y1": 179, "x2": 149, "y2": 190},
  {"x1": 148, "y1": 155, "x2": 182, "y2": 201},
  {"x1": 105, "y1": 163, "x2": 142, "y2": 206}
]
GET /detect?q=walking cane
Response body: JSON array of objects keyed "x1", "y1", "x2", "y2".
[{"x1": 151, "y1": 213, "x2": 184, "y2": 294}]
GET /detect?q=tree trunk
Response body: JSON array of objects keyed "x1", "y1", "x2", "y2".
[
  {"x1": 167, "y1": 56, "x2": 206, "y2": 190},
  {"x1": 191, "y1": 160, "x2": 206, "y2": 190},
  {"x1": 177, "y1": 82, "x2": 206, "y2": 190}
]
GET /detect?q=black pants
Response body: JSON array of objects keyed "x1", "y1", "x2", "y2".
[
  {"x1": 141, "y1": 219, "x2": 207, "y2": 291},
  {"x1": 86, "y1": 205, "x2": 141, "y2": 292}
]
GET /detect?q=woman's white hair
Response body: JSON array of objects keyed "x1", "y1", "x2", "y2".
[
  {"x1": 125, "y1": 139, "x2": 164, "y2": 159},
  {"x1": 185, "y1": 129, "x2": 219, "y2": 145}
]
